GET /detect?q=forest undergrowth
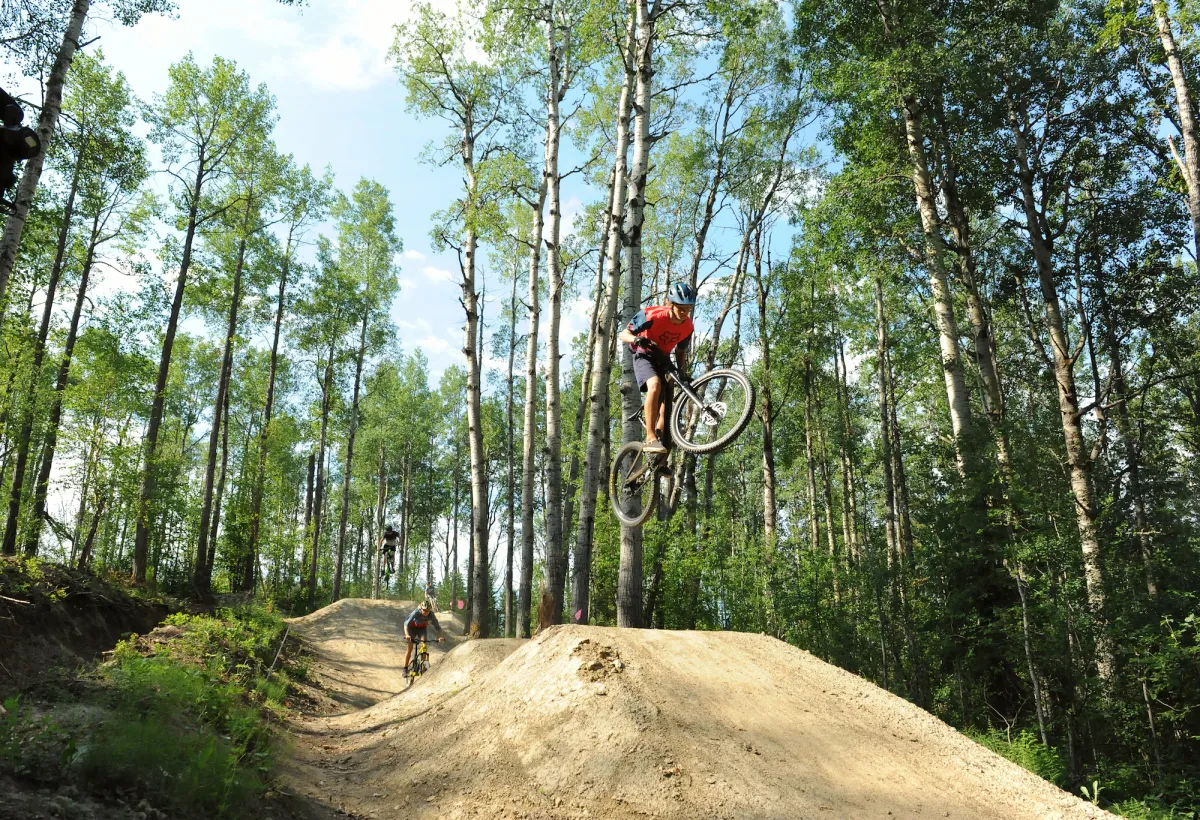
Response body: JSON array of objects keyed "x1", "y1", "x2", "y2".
[{"x1": 0, "y1": 562, "x2": 304, "y2": 819}]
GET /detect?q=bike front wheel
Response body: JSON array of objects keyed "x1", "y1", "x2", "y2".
[
  {"x1": 609, "y1": 442, "x2": 660, "y2": 527},
  {"x1": 670, "y1": 368, "x2": 756, "y2": 455}
]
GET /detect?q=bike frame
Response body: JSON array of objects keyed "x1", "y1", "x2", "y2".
[
  {"x1": 633, "y1": 351, "x2": 704, "y2": 444},
  {"x1": 620, "y1": 352, "x2": 701, "y2": 490}
]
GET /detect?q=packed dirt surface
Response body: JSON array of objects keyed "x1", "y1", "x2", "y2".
[{"x1": 282, "y1": 598, "x2": 1114, "y2": 820}]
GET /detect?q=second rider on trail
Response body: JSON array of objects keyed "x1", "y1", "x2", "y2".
[
  {"x1": 402, "y1": 599, "x2": 445, "y2": 679},
  {"x1": 618, "y1": 282, "x2": 696, "y2": 455}
]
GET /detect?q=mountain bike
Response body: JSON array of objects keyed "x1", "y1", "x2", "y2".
[
  {"x1": 609, "y1": 349, "x2": 755, "y2": 527},
  {"x1": 378, "y1": 551, "x2": 393, "y2": 586},
  {"x1": 405, "y1": 635, "x2": 445, "y2": 687}
]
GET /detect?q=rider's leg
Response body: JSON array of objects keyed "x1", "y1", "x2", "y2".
[
  {"x1": 403, "y1": 637, "x2": 414, "y2": 673},
  {"x1": 643, "y1": 375, "x2": 663, "y2": 442}
]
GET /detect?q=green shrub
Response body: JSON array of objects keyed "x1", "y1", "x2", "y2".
[
  {"x1": 967, "y1": 728, "x2": 1068, "y2": 786},
  {"x1": 0, "y1": 697, "x2": 75, "y2": 780},
  {"x1": 3, "y1": 605, "x2": 291, "y2": 817},
  {"x1": 1110, "y1": 796, "x2": 1198, "y2": 819},
  {"x1": 71, "y1": 715, "x2": 263, "y2": 814}
]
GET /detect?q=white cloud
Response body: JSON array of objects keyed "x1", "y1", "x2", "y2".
[
  {"x1": 422, "y1": 266, "x2": 455, "y2": 283},
  {"x1": 91, "y1": 0, "x2": 465, "y2": 96},
  {"x1": 399, "y1": 317, "x2": 432, "y2": 332},
  {"x1": 402, "y1": 249, "x2": 427, "y2": 261},
  {"x1": 416, "y1": 334, "x2": 455, "y2": 356},
  {"x1": 399, "y1": 278, "x2": 416, "y2": 289},
  {"x1": 482, "y1": 354, "x2": 509, "y2": 374}
]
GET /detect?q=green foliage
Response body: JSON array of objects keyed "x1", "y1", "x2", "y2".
[
  {"x1": 966, "y1": 729, "x2": 1067, "y2": 787},
  {"x1": 1110, "y1": 796, "x2": 1198, "y2": 819},
  {"x1": 0, "y1": 606, "x2": 290, "y2": 817},
  {"x1": 0, "y1": 697, "x2": 77, "y2": 779}
]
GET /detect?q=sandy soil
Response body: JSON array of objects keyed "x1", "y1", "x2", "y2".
[{"x1": 281, "y1": 598, "x2": 1115, "y2": 820}]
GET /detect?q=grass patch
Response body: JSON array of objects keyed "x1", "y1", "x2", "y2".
[{"x1": 0, "y1": 604, "x2": 295, "y2": 818}]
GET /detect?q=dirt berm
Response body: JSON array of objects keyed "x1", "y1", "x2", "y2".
[{"x1": 284, "y1": 599, "x2": 1112, "y2": 819}]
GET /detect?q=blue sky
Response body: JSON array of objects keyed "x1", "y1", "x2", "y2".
[{"x1": 81, "y1": 0, "x2": 597, "y2": 383}]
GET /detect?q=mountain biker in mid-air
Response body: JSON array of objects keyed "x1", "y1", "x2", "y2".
[
  {"x1": 402, "y1": 599, "x2": 445, "y2": 678},
  {"x1": 378, "y1": 524, "x2": 399, "y2": 580},
  {"x1": 617, "y1": 282, "x2": 696, "y2": 455}
]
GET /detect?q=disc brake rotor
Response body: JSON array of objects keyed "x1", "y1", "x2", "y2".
[{"x1": 701, "y1": 402, "x2": 728, "y2": 427}]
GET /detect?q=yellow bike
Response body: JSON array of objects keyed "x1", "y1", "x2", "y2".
[{"x1": 405, "y1": 635, "x2": 445, "y2": 687}]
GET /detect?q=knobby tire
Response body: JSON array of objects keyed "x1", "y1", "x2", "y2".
[
  {"x1": 670, "y1": 368, "x2": 755, "y2": 455},
  {"x1": 609, "y1": 441, "x2": 659, "y2": 527}
]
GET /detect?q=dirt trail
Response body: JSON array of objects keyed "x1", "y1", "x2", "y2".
[{"x1": 282, "y1": 598, "x2": 1114, "y2": 820}]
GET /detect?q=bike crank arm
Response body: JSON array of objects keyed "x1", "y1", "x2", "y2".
[{"x1": 625, "y1": 459, "x2": 652, "y2": 488}]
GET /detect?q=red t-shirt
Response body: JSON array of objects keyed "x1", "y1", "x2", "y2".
[{"x1": 628, "y1": 305, "x2": 694, "y2": 354}]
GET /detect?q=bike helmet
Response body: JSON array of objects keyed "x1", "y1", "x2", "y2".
[
  {"x1": 667, "y1": 282, "x2": 696, "y2": 305},
  {"x1": 419, "y1": 599, "x2": 432, "y2": 611}
]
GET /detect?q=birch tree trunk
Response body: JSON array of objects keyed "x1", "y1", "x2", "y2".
[
  {"x1": 504, "y1": 267, "x2": 517, "y2": 635},
  {"x1": 571, "y1": 13, "x2": 635, "y2": 625},
  {"x1": 561, "y1": 218, "x2": 606, "y2": 570},
  {"x1": 1153, "y1": 0, "x2": 1200, "y2": 254},
  {"x1": 463, "y1": 127, "x2": 490, "y2": 638},
  {"x1": 900, "y1": 97, "x2": 974, "y2": 478},
  {"x1": 248, "y1": 231, "x2": 293, "y2": 579},
  {"x1": 195, "y1": 237, "x2": 247, "y2": 597},
  {"x1": 308, "y1": 349, "x2": 335, "y2": 611},
  {"x1": 133, "y1": 161, "x2": 206, "y2": 582},
  {"x1": 754, "y1": 235, "x2": 777, "y2": 545},
  {"x1": 835, "y1": 340, "x2": 860, "y2": 563},
  {"x1": 25, "y1": 211, "x2": 101, "y2": 555},
  {"x1": 372, "y1": 445, "x2": 385, "y2": 599},
  {"x1": 616, "y1": 0, "x2": 656, "y2": 628},
  {"x1": 333, "y1": 314, "x2": 368, "y2": 601},
  {"x1": 5, "y1": 155, "x2": 80, "y2": 555},
  {"x1": 937, "y1": 135, "x2": 1014, "y2": 489},
  {"x1": 1010, "y1": 103, "x2": 1116, "y2": 685},
  {"x1": 877, "y1": 279, "x2": 900, "y2": 565},
  {"x1": 803, "y1": 360, "x2": 821, "y2": 553},
  {"x1": 451, "y1": 437, "x2": 460, "y2": 606},
  {"x1": 207, "y1": 388, "x2": 230, "y2": 584},
  {"x1": 0, "y1": 0, "x2": 91, "y2": 315},
  {"x1": 517, "y1": 172, "x2": 546, "y2": 639},
  {"x1": 542, "y1": 6, "x2": 568, "y2": 620}
]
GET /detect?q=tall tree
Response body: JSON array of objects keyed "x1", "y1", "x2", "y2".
[
  {"x1": 330, "y1": 178, "x2": 401, "y2": 601},
  {"x1": 131, "y1": 54, "x2": 272, "y2": 583},
  {"x1": 295, "y1": 237, "x2": 355, "y2": 609},
  {"x1": 246, "y1": 163, "x2": 331, "y2": 578},
  {"x1": 23, "y1": 55, "x2": 150, "y2": 556},
  {"x1": 0, "y1": 0, "x2": 172, "y2": 317},
  {"x1": 572, "y1": 10, "x2": 636, "y2": 626},
  {"x1": 193, "y1": 132, "x2": 283, "y2": 598},
  {"x1": 394, "y1": 2, "x2": 521, "y2": 637}
]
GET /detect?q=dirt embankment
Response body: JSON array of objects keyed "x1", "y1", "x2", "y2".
[
  {"x1": 282, "y1": 598, "x2": 1115, "y2": 820},
  {"x1": 0, "y1": 559, "x2": 169, "y2": 698}
]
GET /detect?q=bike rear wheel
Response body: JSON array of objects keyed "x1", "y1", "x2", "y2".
[
  {"x1": 670, "y1": 368, "x2": 756, "y2": 455},
  {"x1": 609, "y1": 442, "x2": 659, "y2": 527}
]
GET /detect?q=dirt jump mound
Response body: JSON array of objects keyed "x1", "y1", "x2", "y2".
[{"x1": 284, "y1": 600, "x2": 1112, "y2": 820}]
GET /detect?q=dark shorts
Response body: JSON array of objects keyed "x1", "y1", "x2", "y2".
[
  {"x1": 633, "y1": 352, "x2": 665, "y2": 392},
  {"x1": 409, "y1": 627, "x2": 428, "y2": 643}
]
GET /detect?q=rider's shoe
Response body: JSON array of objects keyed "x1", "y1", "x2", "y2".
[{"x1": 643, "y1": 438, "x2": 667, "y2": 454}]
